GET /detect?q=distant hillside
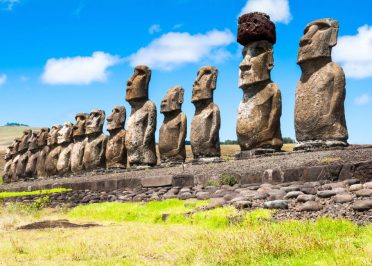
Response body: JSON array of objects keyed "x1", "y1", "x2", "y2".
[
  {"x1": 4, "y1": 122, "x2": 29, "y2": 127},
  {"x1": 0, "y1": 126, "x2": 40, "y2": 152}
]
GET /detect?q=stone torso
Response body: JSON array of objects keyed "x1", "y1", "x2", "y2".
[
  {"x1": 83, "y1": 133, "x2": 108, "y2": 171},
  {"x1": 4, "y1": 159, "x2": 12, "y2": 183},
  {"x1": 125, "y1": 100, "x2": 157, "y2": 166},
  {"x1": 71, "y1": 139, "x2": 86, "y2": 173},
  {"x1": 159, "y1": 112, "x2": 186, "y2": 162},
  {"x1": 45, "y1": 146, "x2": 61, "y2": 176},
  {"x1": 15, "y1": 152, "x2": 28, "y2": 179},
  {"x1": 57, "y1": 143, "x2": 74, "y2": 175},
  {"x1": 237, "y1": 82, "x2": 282, "y2": 150},
  {"x1": 36, "y1": 146, "x2": 50, "y2": 177},
  {"x1": 10, "y1": 154, "x2": 20, "y2": 182},
  {"x1": 295, "y1": 62, "x2": 347, "y2": 141},
  {"x1": 190, "y1": 102, "x2": 220, "y2": 158},
  {"x1": 106, "y1": 130, "x2": 127, "y2": 168},
  {"x1": 25, "y1": 150, "x2": 39, "y2": 178}
]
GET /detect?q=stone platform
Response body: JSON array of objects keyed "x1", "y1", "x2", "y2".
[{"x1": 1, "y1": 145, "x2": 372, "y2": 193}]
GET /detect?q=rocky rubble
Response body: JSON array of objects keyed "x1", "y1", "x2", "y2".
[{"x1": 3, "y1": 178, "x2": 371, "y2": 225}]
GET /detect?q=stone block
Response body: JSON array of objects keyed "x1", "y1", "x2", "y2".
[
  {"x1": 141, "y1": 176, "x2": 173, "y2": 187},
  {"x1": 172, "y1": 174, "x2": 194, "y2": 187}
]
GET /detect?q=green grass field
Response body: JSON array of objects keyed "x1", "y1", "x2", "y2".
[{"x1": 0, "y1": 199, "x2": 371, "y2": 265}]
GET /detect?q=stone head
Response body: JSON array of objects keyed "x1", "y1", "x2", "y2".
[
  {"x1": 107, "y1": 106, "x2": 126, "y2": 131},
  {"x1": 125, "y1": 65, "x2": 151, "y2": 102},
  {"x1": 4, "y1": 145, "x2": 13, "y2": 160},
  {"x1": 73, "y1": 113, "x2": 89, "y2": 138},
  {"x1": 47, "y1": 125, "x2": 62, "y2": 146},
  {"x1": 192, "y1": 66, "x2": 218, "y2": 103},
  {"x1": 27, "y1": 132, "x2": 39, "y2": 151},
  {"x1": 239, "y1": 40, "x2": 273, "y2": 88},
  {"x1": 161, "y1": 85, "x2": 184, "y2": 113},
  {"x1": 297, "y1": 18, "x2": 339, "y2": 64},
  {"x1": 18, "y1": 129, "x2": 32, "y2": 153},
  {"x1": 10, "y1": 138, "x2": 21, "y2": 156},
  {"x1": 86, "y1": 109, "x2": 105, "y2": 135},
  {"x1": 57, "y1": 122, "x2": 74, "y2": 144},
  {"x1": 37, "y1": 128, "x2": 50, "y2": 148}
]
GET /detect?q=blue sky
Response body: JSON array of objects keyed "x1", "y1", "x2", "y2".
[{"x1": 1, "y1": 0, "x2": 372, "y2": 143}]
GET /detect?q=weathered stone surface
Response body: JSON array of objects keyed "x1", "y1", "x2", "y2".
[
  {"x1": 236, "y1": 37, "x2": 282, "y2": 152},
  {"x1": 233, "y1": 200, "x2": 252, "y2": 209},
  {"x1": 262, "y1": 168, "x2": 283, "y2": 183},
  {"x1": 352, "y1": 200, "x2": 372, "y2": 211},
  {"x1": 364, "y1": 181, "x2": 372, "y2": 189},
  {"x1": 237, "y1": 12, "x2": 276, "y2": 45},
  {"x1": 83, "y1": 109, "x2": 108, "y2": 171},
  {"x1": 125, "y1": 65, "x2": 157, "y2": 166},
  {"x1": 295, "y1": 18, "x2": 348, "y2": 148},
  {"x1": 285, "y1": 191, "x2": 304, "y2": 199},
  {"x1": 190, "y1": 66, "x2": 221, "y2": 159},
  {"x1": 333, "y1": 194, "x2": 353, "y2": 203},
  {"x1": 71, "y1": 113, "x2": 89, "y2": 173},
  {"x1": 106, "y1": 106, "x2": 127, "y2": 169},
  {"x1": 299, "y1": 201, "x2": 322, "y2": 212},
  {"x1": 57, "y1": 122, "x2": 74, "y2": 175},
  {"x1": 264, "y1": 200, "x2": 288, "y2": 209},
  {"x1": 25, "y1": 132, "x2": 39, "y2": 178},
  {"x1": 317, "y1": 190, "x2": 337, "y2": 198},
  {"x1": 349, "y1": 184, "x2": 363, "y2": 192},
  {"x1": 15, "y1": 129, "x2": 32, "y2": 179},
  {"x1": 45, "y1": 125, "x2": 62, "y2": 177},
  {"x1": 33, "y1": 128, "x2": 49, "y2": 178},
  {"x1": 4, "y1": 143, "x2": 15, "y2": 183},
  {"x1": 355, "y1": 189, "x2": 372, "y2": 197},
  {"x1": 296, "y1": 194, "x2": 316, "y2": 202},
  {"x1": 159, "y1": 86, "x2": 187, "y2": 163},
  {"x1": 141, "y1": 176, "x2": 173, "y2": 187},
  {"x1": 172, "y1": 174, "x2": 194, "y2": 187}
]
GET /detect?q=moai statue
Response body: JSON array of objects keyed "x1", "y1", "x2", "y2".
[
  {"x1": 35, "y1": 128, "x2": 50, "y2": 177},
  {"x1": 190, "y1": 66, "x2": 221, "y2": 161},
  {"x1": 159, "y1": 86, "x2": 187, "y2": 164},
  {"x1": 71, "y1": 113, "x2": 89, "y2": 173},
  {"x1": 83, "y1": 109, "x2": 108, "y2": 171},
  {"x1": 25, "y1": 132, "x2": 39, "y2": 178},
  {"x1": 57, "y1": 122, "x2": 74, "y2": 175},
  {"x1": 125, "y1": 65, "x2": 157, "y2": 167},
  {"x1": 106, "y1": 106, "x2": 127, "y2": 169},
  {"x1": 45, "y1": 125, "x2": 62, "y2": 176},
  {"x1": 236, "y1": 12, "x2": 283, "y2": 158},
  {"x1": 294, "y1": 18, "x2": 348, "y2": 150},
  {"x1": 3, "y1": 144, "x2": 14, "y2": 183},
  {"x1": 10, "y1": 138, "x2": 21, "y2": 182},
  {"x1": 15, "y1": 129, "x2": 32, "y2": 179}
]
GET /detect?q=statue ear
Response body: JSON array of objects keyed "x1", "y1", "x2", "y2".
[
  {"x1": 329, "y1": 27, "x2": 338, "y2": 47},
  {"x1": 178, "y1": 88, "x2": 184, "y2": 104},
  {"x1": 210, "y1": 69, "x2": 218, "y2": 89},
  {"x1": 267, "y1": 50, "x2": 274, "y2": 71}
]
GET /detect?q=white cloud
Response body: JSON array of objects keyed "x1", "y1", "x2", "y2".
[
  {"x1": 239, "y1": 0, "x2": 292, "y2": 24},
  {"x1": 334, "y1": 25, "x2": 372, "y2": 79},
  {"x1": 128, "y1": 29, "x2": 234, "y2": 71},
  {"x1": 0, "y1": 0, "x2": 19, "y2": 11},
  {"x1": 354, "y1": 94, "x2": 371, "y2": 105},
  {"x1": 0, "y1": 74, "x2": 7, "y2": 86},
  {"x1": 149, "y1": 24, "x2": 161, "y2": 35},
  {"x1": 42, "y1": 51, "x2": 120, "y2": 85}
]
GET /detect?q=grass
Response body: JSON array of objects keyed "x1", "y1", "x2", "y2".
[
  {"x1": 0, "y1": 200, "x2": 371, "y2": 265},
  {"x1": 0, "y1": 188, "x2": 71, "y2": 199}
]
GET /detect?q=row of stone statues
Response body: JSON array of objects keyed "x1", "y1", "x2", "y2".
[{"x1": 3, "y1": 12, "x2": 349, "y2": 183}]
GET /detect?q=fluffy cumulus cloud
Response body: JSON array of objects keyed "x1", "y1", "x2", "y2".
[
  {"x1": 239, "y1": 0, "x2": 292, "y2": 24},
  {"x1": 0, "y1": 0, "x2": 19, "y2": 11},
  {"x1": 148, "y1": 24, "x2": 161, "y2": 35},
  {"x1": 354, "y1": 94, "x2": 371, "y2": 106},
  {"x1": 334, "y1": 25, "x2": 372, "y2": 79},
  {"x1": 128, "y1": 29, "x2": 234, "y2": 71},
  {"x1": 42, "y1": 51, "x2": 120, "y2": 85},
  {"x1": 0, "y1": 74, "x2": 7, "y2": 86}
]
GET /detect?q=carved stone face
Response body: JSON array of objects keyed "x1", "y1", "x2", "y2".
[
  {"x1": 5, "y1": 145, "x2": 13, "y2": 160},
  {"x1": 28, "y1": 132, "x2": 39, "y2": 151},
  {"x1": 18, "y1": 129, "x2": 32, "y2": 152},
  {"x1": 192, "y1": 66, "x2": 218, "y2": 103},
  {"x1": 37, "y1": 128, "x2": 50, "y2": 148},
  {"x1": 297, "y1": 18, "x2": 339, "y2": 64},
  {"x1": 10, "y1": 139, "x2": 21, "y2": 156},
  {"x1": 239, "y1": 40, "x2": 273, "y2": 88},
  {"x1": 57, "y1": 122, "x2": 73, "y2": 144},
  {"x1": 126, "y1": 65, "x2": 151, "y2": 102},
  {"x1": 86, "y1": 109, "x2": 105, "y2": 135},
  {"x1": 47, "y1": 125, "x2": 62, "y2": 146},
  {"x1": 107, "y1": 106, "x2": 126, "y2": 131},
  {"x1": 73, "y1": 113, "x2": 89, "y2": 137},
  {"x1": 161, "y1": 86, "x2": 184, "y2": 113}
]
